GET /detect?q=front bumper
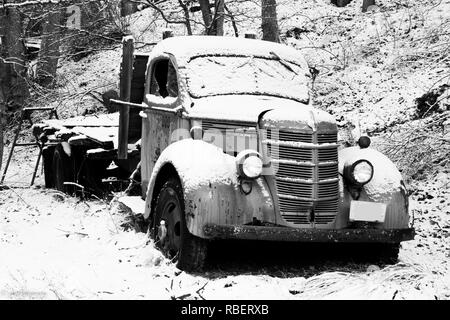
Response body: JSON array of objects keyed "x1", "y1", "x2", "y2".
[{"x1": 203, "y1": 224, "x2": 415, "y2": 243}]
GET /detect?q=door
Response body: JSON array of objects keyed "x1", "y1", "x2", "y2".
[{"x1": 141, "y1": 57, "x2": 189, "y2": 194}]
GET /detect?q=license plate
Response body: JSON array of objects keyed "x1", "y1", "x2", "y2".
[{"x1": 349, "y1": 201, "x2": 386, "y2": 222}]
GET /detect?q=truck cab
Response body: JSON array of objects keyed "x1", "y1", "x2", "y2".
[{"x1": 132, "y1": 36, "x2": 414, "y2": 270}]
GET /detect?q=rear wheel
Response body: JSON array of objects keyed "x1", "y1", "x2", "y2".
[
  {"x1": 52, "y1": 144, "x2": 76, "y2": 194},
  {"x1": 151, "y1": 178, "x2": 207, "y2": 271}
]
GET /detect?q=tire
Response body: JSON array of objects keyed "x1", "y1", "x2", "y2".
[
  {"x1": 42, "y1": 146, "x2": 56, "y2": 188},
  {"x1": 52, "y1": 144, "x2": 76, "y2": 194},
  {"x1": 359, "y1": 243, "x2": 400, "y2": 264},
  {"x1": 78, "y1": 158, "x2": 111, "y2": 196},
  {"x1": 378, "y1": 243, "x2": 400, "y2": 264},
  {"x1": 151, "y1": 178, "x2": 207, "y2": 271}
]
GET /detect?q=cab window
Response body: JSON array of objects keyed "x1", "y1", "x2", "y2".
[{"x1": 150, "y1": 58, "x2": 178, "y2": 98}]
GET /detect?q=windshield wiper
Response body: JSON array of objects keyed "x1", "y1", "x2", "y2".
[{"x1": 269, "y1": 51, "x2": 297, "y2": 74}]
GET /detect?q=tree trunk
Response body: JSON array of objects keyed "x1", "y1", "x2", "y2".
[
  {"x1": 261, "y1": 0, "x2": 280, "y2": 43},
  {"x1": 36, "y1": 8, "x2": 61, "y2": 87},
  {"x1": 3, "y1": 6, "x2": 29, "y2": 110},
  {"x1": 0, "y1": 78, "x2": 4, "y2": 174},
  {"x1": 215, "y1": 0, "x2": 225, "y2": 36},
  {"x1": 199, "y1": 0, "x2": 215, "y2": 35},
  {"x1": 121, "y1": 0, "x2": 138, "y2": 17},
  {"x1": 0, "y1": 9, "x2": 5, "y2": 172}
]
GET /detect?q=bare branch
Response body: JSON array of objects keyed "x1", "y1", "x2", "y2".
[
  {"x1": 1, "y1": 0, "x2": 67, "y2": 9},
  {"x1": 145, "y1": 0, "x2": 189, "y2": 25}
]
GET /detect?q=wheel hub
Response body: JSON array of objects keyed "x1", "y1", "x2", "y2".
[{"x1": 155, "y1": 196, "x2": 182, "y2": 259}]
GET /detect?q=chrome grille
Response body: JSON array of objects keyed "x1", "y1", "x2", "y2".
[
  {"x1": 267, "y1": 129, "x2": 312, "y2": 143},
  {"x1": 318, "y1": 133, "x2": 337, "y2": 144},
  {"x1": 268, "y1": 144, "x2": 313, "y2": 161},
  {"x1": 263, "y1": 128, "x2": 339, "y2": 226},
  {"x1": 318, "y1": 148, "x2": 338, "y2": 162},
  {"x1": 318, "y1": 164, "x2": 338, "y2": 180},
  {"x1": 278, "y1": 199, "x2": 311, "y2": 213},
  {"x1": 276, "y1": 162, "x2": 313, "y2": 180},
  {"x1": 315, "y1": 199, "x2": 339, "y2": 214},
  {"x1": 282, "y1": 214, "x2": 336, "y2": 225},
  {"x1": 277, "y1": 179, "x2": 312, "y2": 198},
  {"x1": 282, "y1": 214, "x2": 309, "y2": 224},
  {"x1": 318, "y1": 181, "x2": 339, "y2": 198}
]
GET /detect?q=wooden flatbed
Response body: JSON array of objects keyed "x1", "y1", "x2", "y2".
[{"x1": 32, "y1": 112, "x2": 140, "y2": 195}]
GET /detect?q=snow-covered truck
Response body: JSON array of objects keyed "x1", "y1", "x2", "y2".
[{"x1": 37, "y1": 36, "x2": 414, "y2": 271}]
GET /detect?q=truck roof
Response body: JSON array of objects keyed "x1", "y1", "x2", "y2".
[{"x1": 147, "y1": 36, "x2": 310, "y2": 69}]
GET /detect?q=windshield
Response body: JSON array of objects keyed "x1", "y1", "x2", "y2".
[{"x1": 186, "y1": 55, "x2": 309, "y2": 102}]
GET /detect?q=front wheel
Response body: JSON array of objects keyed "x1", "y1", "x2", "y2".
[
  {"x1": 150, "y1": 178, "x2": 207, "y2": 271},
  {"x1": 377, "y1": 243, "x2": 400, "y2": 264},
  {"x1": 357, "y1": 242, "x2": 400, "y2": 264}
]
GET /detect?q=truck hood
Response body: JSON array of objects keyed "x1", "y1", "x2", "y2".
[{"x1": 189, "y1": 95, "x2": 336, "y2": 131}]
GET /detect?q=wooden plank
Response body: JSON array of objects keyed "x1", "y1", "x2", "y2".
[
  {"x1": 39, "y1": 113, "x2": 119, "y2": 131},
  {"x1": 55, "y1": 128, "x2": 77, "y2": 141},
  {"x1": 68, "y1": 135, "x2": 102, "y2": 148},
  {"x1": 58, "y1": 113, "x2": 119, "y2": 128},
  {"x1": 86, "y1": 148, "x2": 117, "y2": 159},
  {"x1": 70, "y1": 126, "x2": 116, "y2": 149},
  {"x1": 118, "y1": 36, "x2": 134, "y2": 159}
]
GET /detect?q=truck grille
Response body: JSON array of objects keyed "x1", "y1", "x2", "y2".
[{"x1": 264, "y1": 128, "x2": 339, "y2": 226}]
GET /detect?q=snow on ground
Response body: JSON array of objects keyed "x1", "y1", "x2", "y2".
[{"x1": 0, "y1": 173, "x2": 448, "y2": 299}]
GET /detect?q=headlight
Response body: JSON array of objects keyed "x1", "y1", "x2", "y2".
[
  {"x1": 344, "y1": 159, "x2": 374, "y2": 185},
  {"x1": 236, "y1": 150, "x2": 263, "y2": 179}
]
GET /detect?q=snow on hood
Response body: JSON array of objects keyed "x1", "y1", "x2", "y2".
[
  {"x1": 261, "y1": 106, "x2": 336, "y2": 131},
  {"x1": 339, "y1": 147, "x2": 403, "y2": 200},
  {"x1": 189, "y1": 95, "x2": 316, "y2": 123}
]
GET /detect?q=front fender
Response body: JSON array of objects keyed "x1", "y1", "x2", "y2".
[
  {"x1": 337, "y1": 146, "x2": 410, "y2": 229},
  {"x1": 144, "y1": 139, "x2": 275, "y2": 238}
]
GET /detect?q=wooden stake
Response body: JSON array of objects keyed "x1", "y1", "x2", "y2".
[
  {"x1": 162, "y1": 29, "x2": 174, "y2": 39},
  {"x1": 118, "y1": 36, "x2": 134, "y2": 160}
]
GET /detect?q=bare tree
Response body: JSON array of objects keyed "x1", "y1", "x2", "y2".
[
  {"x1": 0, "y1": 74, "x2": 4, "y2": 173},
  {"x1": 0, "y1": 4, "x2": 29, "y2": 173},
  {"x1": 199, "y1": 0, "x2": 224, "y2": 35},
  {"x1": 36, "y1": 7, "x2": 62, "y2": 86},
  {"x1": 198, "y1": 0, "x2": 214, "y2": 34},
  {"x1": 2, "y1": 5, "x2": 29, "y2": 108},
  {"x1": 215, "y1": 0, "x2": 224, "y2": 36},
  {"x1": 261, "y1": 0, "x2": 279, "y2": 42}
]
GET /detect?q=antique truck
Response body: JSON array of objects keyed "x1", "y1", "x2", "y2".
[{"x1": 36, "y1": 35, "x2": 414, "y2": 271}]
